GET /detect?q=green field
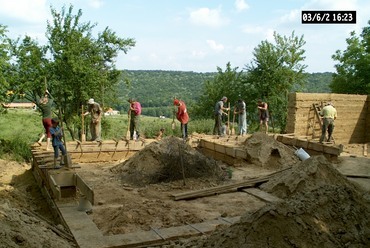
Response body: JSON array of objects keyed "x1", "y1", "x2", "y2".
[{"x1": 0, "y1": 109, "x2": 215, "y2": 161}]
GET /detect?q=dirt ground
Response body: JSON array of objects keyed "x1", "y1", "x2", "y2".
[{"x1": 0, "y1": 134, "x2": 369, "y2": 248}]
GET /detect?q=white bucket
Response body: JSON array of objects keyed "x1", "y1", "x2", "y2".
[{"x1": 295, "y1": 148, "x2": 310, "y2": 161}]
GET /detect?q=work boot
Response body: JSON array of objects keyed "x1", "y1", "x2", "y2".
[
  {"x1": 53, "y1": 158, "x2": 61, "y2": 169},
  {"x1": 60, "y1": 155, "x2": 65, "y2": 166}
]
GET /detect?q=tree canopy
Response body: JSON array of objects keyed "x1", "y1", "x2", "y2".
[
  {"x1": 2, "y1": 5, "x2": 135, "y2": 139},
  {"x1": 331, "y1": 20, "x2": 370, "y2": 94}
]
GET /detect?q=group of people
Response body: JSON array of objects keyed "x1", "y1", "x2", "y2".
[
  {"x1": 37, "y1": 91, "x2": 337, "y2": 167},
  {"x1": 212, "y1": 97, "x2": 270, "y2": 136}
]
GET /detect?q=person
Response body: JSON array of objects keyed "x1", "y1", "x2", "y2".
[
  {"x1": 37, "y1": 90, "x2": 53, "y2": 150},
  {"x1": 50, "y1": 118, "x2": 66, "y2": 169},
  {"x1": 174, "y1": 99, "x2": 189, "y2": 139},
  {"x1": 213, "y1": 96, "x2": 229, "y2": 136},
  {"x1": 83, "y1": 98, "x2": 102, "y2": 142},
  {"x1": 128, "y1": 98, "x2": 142, "y2": 140},
  {"x1": 234, "y1": 99, "x2": 247, "y2": 136},
  {"x1": 257, "y1": 99, "x2": 269, "y2": 134},
  {"x1": 319, "y1": 102, "x2": 337, "y2": 143}
]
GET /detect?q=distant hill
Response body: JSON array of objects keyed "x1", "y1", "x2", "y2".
[
  {"x1": 113, "y1": 70, "x2": 333, "y2": 117},
  {"x1": 294, "y1": 72, "x2": 333, "y2": 93}
]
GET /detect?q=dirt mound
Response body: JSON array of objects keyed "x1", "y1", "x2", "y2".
[
  {"x1": 0, "y1": 160, "x2": 73, "y2": 248},
  {"x1": 243, "y1": 132, "x2": 299, "y2": 169},
  {"x1": 190, "y1": 155, "x2": 370, "y2": 248},
  {"x1": 260, "y1": 155, "x2": 356, "y2": 198},
  {"x1": 112, "y1": 136, "x2": 225, "y2": 186}
]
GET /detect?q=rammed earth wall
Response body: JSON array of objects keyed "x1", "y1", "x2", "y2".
[{"x1": 286, "y1": 93, "x2": 370, "y2": 144}]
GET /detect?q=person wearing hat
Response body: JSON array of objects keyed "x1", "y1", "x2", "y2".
[
  {"x1": 319, "y1": 102, "x2": 337, "y2": 143},
  {"x1": 83, "y1": 98, "x2": 102, "y2": 141},
  {"x1": 173, "y1": 99, "x2": 189, "y2": 139},
  {"x1": 50, "y1": 118, "x2": 66, "y2": 168},
  {"x1": 128, "y1": 98, "x2": 142, "y2": 140},
  {"x1": 213, "y1": 96, "x2": 229, "y2": 136}
]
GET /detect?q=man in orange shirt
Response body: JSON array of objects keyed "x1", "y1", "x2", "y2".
[{"x1": 174, "y1": 99, "x2": 189, "y2": 139}]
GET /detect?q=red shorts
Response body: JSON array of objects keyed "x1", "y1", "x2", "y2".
[{"x1": 42, "y1": 118, "x2": 52, "y2": 138}]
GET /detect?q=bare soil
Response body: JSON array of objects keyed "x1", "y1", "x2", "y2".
[{"x1": 1, "y1": 134, "x2": 369, "y2": 248}]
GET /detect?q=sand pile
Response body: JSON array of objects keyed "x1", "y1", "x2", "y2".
[
  {"x1": 243, "y1": 132, "x2": 299, "y2": 169},
  {"x1": 112, "y1": 136, "x2": 225, "y2": 186},
  {"x1": 260, "y1": 155, "x2": 356, "y2": 198},
  {"x1": 191, "y1": 155, "x2": 370, "y2": 248}
]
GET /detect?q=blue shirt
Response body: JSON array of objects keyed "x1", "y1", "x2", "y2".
[{"x1": 50, "y1": 126, "x2": 63, "y2": 146}]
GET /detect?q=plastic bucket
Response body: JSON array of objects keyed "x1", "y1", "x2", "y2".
[{"x1": 295, "y1": 148, "x2": 310, "y2": 161}]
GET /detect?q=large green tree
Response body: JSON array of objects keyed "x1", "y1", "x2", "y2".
[
  {"x1": 191, "y1": 62, "x2": 245, "y2": 119},
  {"x1": 331, "y1": 20, "x2": 370, "y2": 94},
  {"x1": 0, "y1": 25, "x2": 12, "y2": 105},
  {"x1": 245, "y1": 31, "x2": 307, "y2": 131},
  {"x1": 9, "y1": 36, "x2": 49, "y2": 102},
  {"x1": 44, "y1": 5, "x2": 135, "y2": 138}
]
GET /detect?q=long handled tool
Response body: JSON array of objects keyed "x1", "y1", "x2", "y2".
[
  {"x1": 58, "y1": 108, "x2": 72, "y2": 168},
  {"x1": 231, "y1": 107, "x2": 236, "y2": 135},
  {"x1": 126, "y1": 110, "x2": 131, "y2": 140},
  {"x1": 81, "y1": 105, "x2": 86, "y2": 142},
  {"x1": 227, "y1": 102, "x2": 230, "y2": 135}
]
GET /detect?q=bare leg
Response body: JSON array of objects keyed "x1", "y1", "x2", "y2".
[
  {"x1": 46, "y1": 138, "x2": 51, "y2": 151},
  {"x1": 265, "y1": 122, "x2": 268, "y2": 134},
  {"x1": 38, "y1": 133, "x2": 45, "y2": 146}
]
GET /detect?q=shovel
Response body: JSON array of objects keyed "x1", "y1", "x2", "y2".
[
  {"x1": 81, "y1": 105, "x2": 86, "y2": 142},
  {"x1": 126, "y1": 111, "x2": 131, "y2": 140},
  {"x1": 58, "y1": 108, "x2": 72, "y2": 168}
]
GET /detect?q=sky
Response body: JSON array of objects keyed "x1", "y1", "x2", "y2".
[{"x1": 1, "y1": 0, "x2": 369, "y2": 73}]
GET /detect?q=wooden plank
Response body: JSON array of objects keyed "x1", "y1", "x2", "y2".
[
  {"x1": 172, "y1": 168, "x2": 290, "y2": 201},
  {"x1": 241, "y1": 188, "x2": 283, "y2": 203},
  {"x1": 58, "y1": 204, "x2": 104, "y2": 248},
  {"x1": 344, "y1": 174, "x2": 370, "y2": 179},
  {"x1": 76, "y1": 174, "x2": 95, "y2": 205}
]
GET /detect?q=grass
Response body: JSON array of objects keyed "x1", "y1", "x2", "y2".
[{"x1": 0, "y1": 110, "x2": 216, "y2": 161}]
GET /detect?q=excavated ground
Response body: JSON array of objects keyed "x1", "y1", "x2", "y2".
[{"x1": 0, "y1": 134, "x2": 369, "y2": 248}]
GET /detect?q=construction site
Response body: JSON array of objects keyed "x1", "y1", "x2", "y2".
[{"x1": 1, "y1": 93, "x2": 370, "y2": 248}]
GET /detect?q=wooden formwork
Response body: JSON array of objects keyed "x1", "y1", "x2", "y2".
[{"x1": 30, "y1": 139, "x2": 247, "y2": 248}]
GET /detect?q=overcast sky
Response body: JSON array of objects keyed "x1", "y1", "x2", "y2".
[{"x1": 1, "y1": 0, "x2": 369, "y2": 73}]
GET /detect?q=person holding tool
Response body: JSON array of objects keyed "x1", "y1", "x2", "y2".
[
  {"x1": 128, "y1": 98, "x2": 142, "y2": 140},
  {"x1": 83, "y1": 98, "x2": 102, "y2": 142},
  {"x1": 213, "y1": 96, "x2": 229, "y2": 136},
  {"x1": 173, "y1": 99, "x2": 189, "y2": 139},
  {"x1": 37, "y1": 89, "x2": 53, "y2": 150},
  {"x1": 319, "y1": 102, "x2": 337, "y2": 143},
  {"x1": 50, "y1": 118, "x2": 66, "y2": 169}
]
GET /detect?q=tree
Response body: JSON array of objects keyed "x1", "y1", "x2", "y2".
[
  {"x1": 191, "y1": 62, "x2": 245, "y2": 119},
  {"x1": 245, "y1": 31, "x2": 307, "y2": 131},
  {"x1": 9, "y1": 36, "x2": 49, "y2": 103},
  {"x1": 0, "y1": 25, "x2": 13, "y2": 105},
  {"x1": 45, "y1": 5, "x2": 135, "y2": 138},
  {"x1": 331, "y1": 20, "x2": 370, "y2": 94}
]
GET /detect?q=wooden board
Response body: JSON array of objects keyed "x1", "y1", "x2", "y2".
[{"x1": 241, "y1": 188, "x2": 283, "y2": 203}]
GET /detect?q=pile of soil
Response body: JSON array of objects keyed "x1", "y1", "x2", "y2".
[
  {"x1": 243, "y1": 132, "x2": 299, "y2": 169},
  {"x1": 0, "y1": 159, "x2": 74, "y2": 248},
  {"x1": 188, "y1": 155, "x2": 370, "y2": 248},
  {"x1": 112, "y1": 136, "x2": 226, "y2": 187}
]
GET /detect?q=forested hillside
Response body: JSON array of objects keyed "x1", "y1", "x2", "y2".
[
  {"x1": 112, "y1": 70, "x2": 332, "y2": 117},
  {"x1": 115, "y1": 70, "x2": 215, "y2": 117}
]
